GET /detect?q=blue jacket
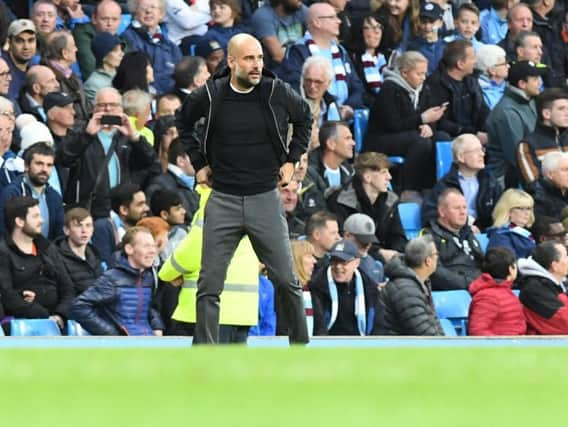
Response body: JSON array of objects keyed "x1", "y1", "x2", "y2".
[
  {"x1": 487, "y1": 225, "x2": 536, "y2": 260},
  {"x1": 0, "y1": 174, "x2": 64, "y2": 240},
  {"x1": 121, "y1": 24, "x2": 182, "y2": 95},
  {"x1": 407, "y1": 37, "x2": 445, "y2": 76},
  {"x1": 278, "y1": 42, "x2": 365, "y2": 110},
  {"x1": 70, "y1": 255, "x2": 164, "y2": 335},
  {"x1": 478, "y1": 74, "x2": 506, "y2": 110}
]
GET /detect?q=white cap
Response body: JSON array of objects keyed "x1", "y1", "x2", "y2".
[{"x1": 19, "y1": 121, "x2": 54, "y2": 153}]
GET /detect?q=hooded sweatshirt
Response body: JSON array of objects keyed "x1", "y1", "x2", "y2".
[
  {"x1": 468, "y1": 273, "x2": 526, "y2": 335},
  {"x1": 383, "y1": 67, "x2": 422, "y2": 110}
]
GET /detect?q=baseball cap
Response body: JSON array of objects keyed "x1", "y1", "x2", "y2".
[
  {"x1": 344, "y1": 213, "x2": 379, "y2": 245},
  {"x1": 195, "y1": 37, "x2": 223, "y2": 59},
  {"x1": 91, "y1": 32, "x2": 124, "y2": 67},
  {"x1": 44, "y1": 92, "x2": 75, "y2": 113},
  {"x1": 420, "y1": 2, "x2": 443, "y2": 20},
  {"x1": 507, "y1": 60, "x2": 547, "y2": 87},
  {"x1": 7, "y1": 19, "x2": 36, "y2": 38},
  {"x1": 329, "y1": 240, "x2": 360, "y2": 262}
]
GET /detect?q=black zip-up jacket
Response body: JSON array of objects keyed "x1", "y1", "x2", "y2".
[
  {"x1": 54, "y1": 237, "x2": 104, "y2": 295},
  {"x1": 530, "y1": 177, "x2": 568, "y2": 220},
  {"x1": 421, "y1": 163, "x2": 503, "y2": 231},
  {"x1": 177, "y1": 68, "x2": 311, "y2": 175}
]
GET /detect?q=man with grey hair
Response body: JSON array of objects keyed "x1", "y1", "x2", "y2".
[
  {"x1": 476, "y1": 44, "x2": 508, "y2": 109},
  {"x1": 498, "y1": 3, "x2": 533, "y2": 61},
  {"x1": 58, "y1": 87, "x2": 157, "y2": 219},
  {"x1": 122, "y1": 89, "x2": 154, "y2": 146},
  {"x1": 377, "y1": 235, "x2": 444, "y2": 336},
  {"x1": 421, "y1": 134, "x2": 502, "y2": 231},
  {"x1": 532, "y1": 151, "x2": 568, "y2": 220}
]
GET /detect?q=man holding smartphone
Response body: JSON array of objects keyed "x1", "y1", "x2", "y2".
[
  {"x1": 58, "y1": 87, "x2": 157, "y2": 219},
  {"x1": 177, "y1": 34, "x2": 311, "y2": 345}
]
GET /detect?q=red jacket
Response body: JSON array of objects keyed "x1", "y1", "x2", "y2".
[{"x1": 468, "y1": 273, "x2": 527, "y2": 336}]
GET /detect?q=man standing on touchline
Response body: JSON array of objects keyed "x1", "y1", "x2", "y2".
[{"x1": 176, "y1": 33, "x2": 311, "y2": 344}]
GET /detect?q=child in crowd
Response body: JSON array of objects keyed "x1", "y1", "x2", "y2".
[
  {"x1": 408, "y1": 2, "x2": 446, "y2": 75},
  {"x1": 447, "y1": 3, "x2": 484, "y2": 51},
  {"x1": 150, "y1": 189, "x2": 189, "y2": 263}
]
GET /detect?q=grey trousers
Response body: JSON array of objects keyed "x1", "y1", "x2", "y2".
[{"x1": 194, "y1": 188, "x2": 309, "y2": 344}]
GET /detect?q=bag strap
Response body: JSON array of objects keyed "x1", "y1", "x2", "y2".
[{"x1": 87, "y1": 135, "x2": 119, "y2": 210}]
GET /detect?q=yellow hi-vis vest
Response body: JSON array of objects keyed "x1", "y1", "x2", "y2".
[{"x1": 158, "y1": 185, "x2": 259, "y2": 326}]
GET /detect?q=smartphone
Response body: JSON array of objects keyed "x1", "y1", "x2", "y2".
[
  {"x1": 441, "y1": 102, "x2": 450, "y2": 107},
  {"x1": 100, "y1": 115, "x2": 122, "y2": 126}
]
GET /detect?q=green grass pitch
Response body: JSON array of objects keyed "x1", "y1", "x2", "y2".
[{"x1": 0, "y1": 346, "x2": 563, "y2": 426}]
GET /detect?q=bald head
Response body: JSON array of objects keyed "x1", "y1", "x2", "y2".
[
  {"x1": 227, "y1": 34, "x2": 263, "y2": 90},
  {"x1": 306, "y1": 3, "x2": 339, "y2": 37}
]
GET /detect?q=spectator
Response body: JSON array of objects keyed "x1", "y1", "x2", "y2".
[
  {"x1": 300, "y1": 56, "x2": 340, "y2": 150},
  {"x1": 123, "y1": 89, "x2": 154, "y2": 146},
  {"x1": 70, "y1": 226, "x2": 164, "y2": 336},
  {"x1": 475, "y1": 44, "x2": 508, "y2": 110},
  {"x1": 0, "y1": 58, "x2": 13, "y2": 101},
  {"x1": 156, "y1": 93, "x2": 181, "y2": 118},
  {"x1": 55, "y1": 207, "x2": 104, "y2": 295},
  {"x1": 280, "y1": 2, "x2": 365, "y2": 116},
  {"x1": 288, "y1": 239, "x2": 316, "y2": 336},
  {"x1": 73, "y1": 0, "x2": 123, "y2": 80},
  {"x1": 305, "y1": 210, "x2": 340, "y2": 275},
  {"x1": 294, "y1": 151, "x2": 326, "y2": 221},
  {"x1": 203, "y1": 0, "x2": 246, "y2": 52},
  {"x1": 325, "y1": 0, "x2": 352, "y2": 46},
  {"x1": 31, "y1": 0, "x2": 58, "y2": 41},
  {"x1": 279, "y1": 179, "x2": 305, "y2": 239},
  {"x1": 19, "y1": 65, "x2": 60, "y2": 123},
  {"x1": 53, "y1": 0, "x2": 90, "y2": 31},
  {"x1": 327, "y1": 152, "x2": 407, "y2": 262},
  {"x1": 365, "y1": 50, "x2": 448, "y2": 197},
  {"x1": 468, "y1": 247, "x2": 527, "y2": 336},
  {"x1": 531, "y1": 215, "x2": 568, "y2": 245},
  {"x1": 145, "y1": 138, "x2": 198, "y2": 222},
  {"x1": 487, "y1": 188, "x2": 536, "y2": 259},
  {"x1": 83, "y1": 31, "x2": 125, "y2": 104},
  {"x1": 310, "y1": 239, "x2": 379, "y2": 336},
  {"x1": 479, "y1": 0, "x2": 509, "y2": 45},
  {"x1": 349, "y1": 13, "x2": 387, "y2": 104},
  {"x1": 517, "y1": 89, "x2": 568, "y2": 186},
  {"x1": 306, "y1": 120, "x2": 353, "y2": 203},
  {"x1": 92, "y1": 183, "x2": 150, "y2": 266},
  {"x1": 518, "y1": 241, "x2": 568, "y2": 334},
  {"x1": 136, "y1": 216, "x2": 170, "y2": 265},
  {"x1": 42, "y1": 30, "x2": 91, "y2": 127},
  {"x1": 121, "y1": 0, "x2": 183, "y2": 94},
  {"x1": 152, "y1": 113, "x2": 178, "y2": 171},
  {"x1": 0, "y1": 142, "x2": 63, "y2": 240},
  {"x1": 486, "y1": 60, "x2": 543, "y2": 188},
  {"x1": 343, "y1": 213, "x2": 385, "y2": 285},
  {"x1": 57, "y1": 87, "x2": 156, "y2": 219},
  {"x1": 173, "y1": 56, "x2": 210, "y2": 103},
  {"x1": 498, "y1": 3, "x2": 533, "y2": 61},
  {"x1": 149, "y1": 189, "x2": 188, "y2": 259},
  {"x1": 377, "y1": 235, "x2": 444, "y2": 336},
  {"x1": 531, "y1": 151, "x2": 568, "y2": 220},
  {"x1": 4, "y1": 19, "x2": 37, "y2": 103},
  {"x1": 45, "y1": 91, "x2": 76, "y2": 146},
  {"x1": 429, "y1": 0, "x2": 454, "y2": 34},
  {"x1": 407, "y1": 2, "x2": 446, "y2": 76},
  {"x1": 194, "y1": 37, "x2": 225, "y2": 75},
  {"x1": 375, "y1": 0, "x2": 420, "y2": 53},
  {"x1": 447, "y1": 4, "x2": 484, "y2": 52},
  {"x1": 422, "y1": 134, "x2": 502, "y2": 232},
  {"x1": 427, "y1": 40, "x2": 490, "y2": 144},
  {"x1": 164, "y1": 0, "x2": 211, "y2": 46},
  {"x1": 112, "y1": 51, "x2": 155, "y2": 94},
  {"x1": 250, "y1": 0, "x2": 307, "y2": 66},
  {"x1": 0, "y1": 196, "x2": 73, "y2": 328},
  {"x1": 422, "y1": 188, "x2": 483, "y2": 290},
  {"x1": 0, "y1": 109, "x2": 15, "y2": 167}
]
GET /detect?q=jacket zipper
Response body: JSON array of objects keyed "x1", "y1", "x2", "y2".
[
  {"x1": 134, "y1": 272, "x2": 144, "y2": 332},
  {"x1": 267, "y1": 80, "x2": 288, "y2": 155},
  {"x1": 203, "y1": 83, "x2": 213, "y2": 156}
]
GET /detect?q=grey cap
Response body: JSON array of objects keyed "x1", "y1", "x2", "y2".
[{"x1": 344, "y1": 213, "x2": 379, "y2": 245}]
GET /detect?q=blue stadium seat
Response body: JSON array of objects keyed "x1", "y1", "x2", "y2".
[
  {"x1": 439, "y1": 318, "x2": 457, "y2": 336},
  {"x1": 475, "y1": 233, "x2": 489, "y2": 254},
  {"x1": 67, "y1": 320, "x2": 91, "y2": 336},
  {"x1": 10, "y1": 319, "x2": 61, "y2": 336},
  {"x1": 436, "y1": 141, "x2": 453, "y2": 180},
  {"x1": 513, "y1": 289, "x2": 520, "y2": 297},
  {"x1": 432, "y1": 290, "x2": 472, "y2": 336},
  {"x1": 353, "y1": 109, "x2": 369, "y2": 154},
  {"x1": 398, "y1": 202, "x2": 422, "y2": 239}
]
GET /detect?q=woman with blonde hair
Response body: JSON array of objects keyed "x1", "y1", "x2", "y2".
[{"x1": 487, "y1": 188, "x2": 536, "y2": 259}]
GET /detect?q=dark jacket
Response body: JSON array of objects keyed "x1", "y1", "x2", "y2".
[
  {"x1": 326, "y1": 175, "x2": 407, "y2": 254},
  {"x1": 421, "y1": 163, "x2": 503, "y2": 230},
  {"x1": 426, "y1": 68, "x2": 490, "y2": 137},
  {"x1": 517, "y1": 123, "x2": 568, "y2": 185},
  {"x1": 18, "y1": 91, "x2": 46, "y2": 123},
  {"x1": 306, "y1": 147, "x2": 353, "y2": 201},
  {"x1": 377, "y1": 257, "x2": 443, "y2": 336},
  {"x1": 532, "y1": 9, "x2": 566, "y2": 88},
  {"x1": 178, "y1": 68, "x2": 311, "y2": 174},
  {"x1": 57, "y1": 130, "x2": 157, "y2": 219},
  {"x1": 54, "y1": 237, "x2": 104, "y2": 295},
  {"x1": 0, "y1": 235, "x2": 75, "y2": 319},
  {"x1": 518, "y1": 257, "x2": 568, "y2": 335},
  {"x1": 121, "y1": 24, "x2": 182, "y2": 95},
  {"x1": 422, "y1": 220, "x2": 483, "y2": 290},
  {"x1": 145, "y1": 169, "x2": 200, "y2": 224},
  {"x1": 0, "y1": 174, "x2": 64, "y2": 240},
  {"x1": 70, "y1": 255, "x2": 164, "y2": 335},
  {"x1": 309, "y1": 266, "x2": 379, "y2": 335},
  {"x1": 278, "y1": 42, "x2": 365, "y2": 110},
  {"x1": 486, "y1": 225, "x2": 536, "y2": 259},
  {"x1": 530, "y1": 177, "x2": 568, "y2": 221},
  {"x1": 468, "y1": 273, "x2": 527, "y2": 336}
]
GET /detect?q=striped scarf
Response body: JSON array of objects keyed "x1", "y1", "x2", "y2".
[
  {"x1": 302, "y1": 284, "x2": 314, "y2": 337},
  {"x1": 326, "y1": 267, "x2": 367, "y2": 335},
  {"x1": 361, "y1": 52, "x2": 387, "y2": 93}
]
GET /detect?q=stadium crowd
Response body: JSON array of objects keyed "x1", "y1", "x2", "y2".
[{"x1": 1, "y1": 0, "x2": 568, "y2": 339}]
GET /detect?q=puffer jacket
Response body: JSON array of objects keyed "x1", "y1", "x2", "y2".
[
  {"x1": 54, "y1": 237, "x2": 104, "y2": 295},
  {"x1": 530, "y1": 177, "x2": 568, "y2": 221},
  {"x1": 377, "y1": 257, "x2": 443, "y2": 336},
  {"x1": 70, "y1": 255, "x2": 164, "y2": 335},
  {"x1": 468, "y1": 273, "x2": 526, "y2": 336}
]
